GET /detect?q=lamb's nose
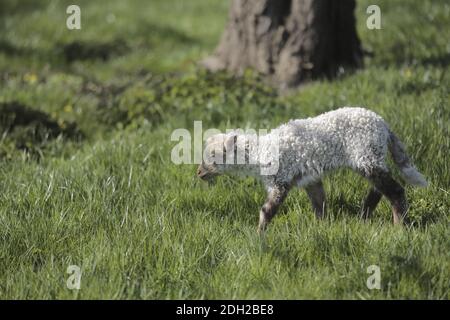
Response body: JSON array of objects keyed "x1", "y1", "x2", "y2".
[{"x1": 197, "y1": 169, "x2": 201, "y2": 176}]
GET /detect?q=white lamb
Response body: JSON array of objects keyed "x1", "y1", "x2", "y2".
[{"x1": 197, "y1": 107, "x2": 427, "y2": 232}]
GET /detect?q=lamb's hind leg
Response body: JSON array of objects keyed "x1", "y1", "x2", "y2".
[
  {"x1": 258, "y1": 184, "x2": 290, "y2": 233},
  {"x1": 361, "y1": 187, "x2": 382, "y2": 220},
  {"x1": 366, "y1": 170, "x2": 407, "y2": 225},
  {"x1": 304, "y1": 180, "x2": 326, "y2": 219}
]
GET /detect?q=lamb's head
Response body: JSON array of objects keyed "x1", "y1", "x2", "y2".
[{"x1": 197, "y1": 132, "x2": 238, "y2": 181}]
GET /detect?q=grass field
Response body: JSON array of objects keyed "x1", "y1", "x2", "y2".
[{"x1": 0, "y1": 0, "x2": 449, "y2": 299}]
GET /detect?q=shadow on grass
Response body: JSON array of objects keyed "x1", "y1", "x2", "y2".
[
  {"x1": 420, "y1": 53, "x2": 450, "y2": 68},
  {"x1": 60, "y1": 39, "x2": 129, "y2": 63},
  {"x1": 0, "y1": 101, "x2": 83, "y2": 158},
  {"x1": 1, "y1": 22, "x2": 198, "y2": 65},
  {"x1": 0, "y1": 39, "x2": 33, "y2": 57},
  {"x1": 58, "y1": 21, "x2": 198, "y2": 63},
  {"x1": 139, "y1": 21, "x2": 200, "y2": 46},
  {"x1": 386, "y1": 254, "x2": 436, "y2": 295},
  {"x1": 0, "y1": 0, "x2": 45, "y2": 18},
  {"x1": 369, "y1": 47, "x2": 450, "y2": 70}
]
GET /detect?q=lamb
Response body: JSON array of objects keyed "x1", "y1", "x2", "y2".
[{"x1": 196, "y1": 107, "x2": 427, "y2": 232}]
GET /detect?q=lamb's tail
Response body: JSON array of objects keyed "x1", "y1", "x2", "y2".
[{"x1": 388, "y1": 130, "x2": 428, "y2": 187}]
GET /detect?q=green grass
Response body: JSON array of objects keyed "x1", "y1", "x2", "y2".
[{"x1": 0, "y1": 0, "x2": 449, "y2": 299}]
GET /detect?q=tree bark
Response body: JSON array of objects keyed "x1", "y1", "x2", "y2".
[{"x1": 202, "y1": 0, "x2": 363, "y2": 88}]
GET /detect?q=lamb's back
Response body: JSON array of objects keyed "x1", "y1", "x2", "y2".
[{"x1": 275, "y1": 107, "x2": 389, "y2": 175}]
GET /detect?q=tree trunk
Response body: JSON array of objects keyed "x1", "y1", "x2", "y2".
[{"x1": 202, "y1": 0, "x2": 363, "y2": 88}]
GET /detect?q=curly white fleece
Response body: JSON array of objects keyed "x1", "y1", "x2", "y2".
[{"x1": 210, "y1": 107, "x2": 425, "y2": 190}]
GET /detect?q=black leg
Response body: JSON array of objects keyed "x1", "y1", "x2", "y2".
[
  {"x1": 361, "y1": 187, "x2": 382, "y2": 220},
  {"x1": 367, "y1": 171, "x2": 407, "y2": 225},
  {"x1": 258, "y1": 184, "x2": 290, "y2": 233}
]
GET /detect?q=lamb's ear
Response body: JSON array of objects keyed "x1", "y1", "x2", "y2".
[{"x1": 223, "y1": 133, "x2": 237, "y2": 154}]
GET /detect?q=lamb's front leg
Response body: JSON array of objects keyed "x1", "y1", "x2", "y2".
[{"x1": 258, "y1": 184, "x2": 290, "y2": 233}]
